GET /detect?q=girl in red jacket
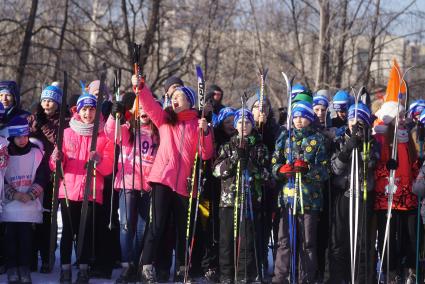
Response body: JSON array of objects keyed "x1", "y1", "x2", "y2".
[
  {"x1": 131, "y1": 76, "x2": 214, "y2": 283},
  {"x1": 50, "y1": 92, "x2": 114, "y2": 284},
  {"x1": 104, "y1": 96, "x2": 159, "y2": 283}
]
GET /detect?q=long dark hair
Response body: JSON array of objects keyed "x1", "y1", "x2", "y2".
[
  {"x1": 128, "y1": 115, "x2": 159, "y2": 144},
  {"x1": 164, "y1": 106, "x2": 178, "y2": 125}
]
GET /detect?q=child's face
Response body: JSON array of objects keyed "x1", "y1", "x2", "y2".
[
  {"x1": 14, "y1": 136, "x2": 29, "y2": 148},
  {"x1": 139, "y1": 106, "x2": 151, "y2": 124},
  {"x1": 236, "y1": 119, "x2": 253, "y2": 137},
  {"x1": 293, "y1": 116, "x2": 311, "y2": 129},
  {"x1": 222, "y1": 115, "x2": 236, "y2": 136},
  {"x1": 41, "y1": 99, "x2": 58, "y2": 116},
  {"x1": 171, "y1": 90, "x2": 190, "y2": 113},
  {"x1": 166, "y1": 83, "x2": 182, "y2": 96},
  {"x1": 337, "y1": 110, "x2": 347, "y2": 120},
  {"x1": 313, "y1": 105, "x2": 327, "y2": 124},
  {"x1": 0, "y1": 92, "x2": 14, "y2": 108},
  {"x1": 79, "y1": 106, "x2": 96, "y2": 124}
]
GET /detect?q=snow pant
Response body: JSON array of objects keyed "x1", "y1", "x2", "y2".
[
  {"x1": 60, "y1": 199, "x2": 97, "y2": 265},
  {"x1": 141, "y1": 183, "x2": 188, "y2": 269},
  {"x1": 4, "y1": 222, "x2": 34, "y2": 269},
  {"x1": 272, "y1": 207, "x2": 319, "y2": 284},
  {"x1": 376, "y1": 209, "x2": 417, "y2": 273},
  {"x1": 328, "y1": 188, "x2": 372, "y2": 284},
  {"x1": 119, "y1": 189, "x2": 150, "y2": 264},
  {"x1": 32, "y1": 178, "x2": 54, "y2": 269},
  {"x1": 219, "y1": 207, "x2": 257, "y2": 282}
]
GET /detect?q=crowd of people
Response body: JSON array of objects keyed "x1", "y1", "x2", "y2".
[{"x1": 0, "y1": 61, "x2": 424, "y2": 284}]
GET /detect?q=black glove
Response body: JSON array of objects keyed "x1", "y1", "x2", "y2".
[
  {"x1": 386, "y1": 158, "x2": 398, "y2": 170},
  {"x1": 342, "y1": 135, "x2": 361, "y2": 154},
  {"x1": 111, "y1": 101, "x2": 125, "y2": 118},
  {"x1": 237, "y1": 147, "x2": 248, "y2": 169},
  {"x1": 418, "y1": 157, "x2": 425, "y2": 167}
]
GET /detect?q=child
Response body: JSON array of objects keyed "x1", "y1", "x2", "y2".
[
  {"x1": 50, "y1": 92, "x2": 114, "y2": 283},
  {"x1": 271, "y1": 101, "x2": 329, "y2": 284},
  {"x1": 131, "y1": 76, "x2": 214, "y2": 283},
  {"x1": 213, "y1": 108, "x2": 269, "y2": 283},
  {"x1": 27, "y1": 83, "x2": 68, "y2": 273},
  {"x1": 332, "y1": 90, "x2": 352, "y2": 128},
  {"x1": 328, "y1": 102, "x2": 378, "y2": 283},
  {"x1": 2, "y1": 116, "x2": 49, "y2": 284},
  {"x1": 104, "y1": 96, "x2": 159, "y2": 283}
]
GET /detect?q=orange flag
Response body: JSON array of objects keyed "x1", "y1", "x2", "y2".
[{"x1": 385, "y1": 59, "x2": 406, "y2": 103}]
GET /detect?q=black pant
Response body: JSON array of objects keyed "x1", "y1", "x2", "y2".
[
  {"x1": 60, "y1": 199, "x2": 98, "y2": 265},
  {"x1": 32, "y1": 179, "x2": 54, "y2": 268},
  {"x1": 219, "y1": 207, "x2": 256, "y2": 282},
  {"x1": 316, "y1": 181, "x2": 330, "y2": 281},
  {"x1": 141, "y1": 184, "x2": 188, "y2": 268},
  {"x1": 376, "y1": 209, "x2": 417, "y2": 273},
  {"x1": 4, "y1": 222, "x2": 34, "y2": 268},
  {"x1": 328, "y1": 189, "x2": 372, "y2": 284},
  {"x1": 273, "y1": 207, "x2": 319, "y2": 284}
]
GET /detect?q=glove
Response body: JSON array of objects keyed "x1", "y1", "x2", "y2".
[
  {"x1": 237, "y1": 147, "x2": 248, "y2": 169},
  {"x1": 418, "y1": 157, "x2": 425, "y2": 167},
  {"x1": 35, "y1": 105, "x2": 48, "y2": 127},
  {"x1": 294, "y1": 159, "x2": 309, "y2": 174},
  {"x1": 279, "y1": 163, "x2": 294, "y2": 178},
  {"x1": 386, "y1": 158, "x2": 398, "y2": 170},
  {"x1": 52, "y1": 148, "x2": 63, "y2": 161},
  {"x1": 342, "y1": 135, "x2": 361, "y2": 154},
  {"x1": 111, "y1": 101, "x2": 125, "y2": 118}
]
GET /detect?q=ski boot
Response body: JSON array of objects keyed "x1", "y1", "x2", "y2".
[
  {"x1": 60, "y1": 268, "x2": 72, "y2": 284},
  {"x1": 116, "y1": 263, "x2": 137, "y2": 284},
  {"x1": 405, "y1": 268, "x2": 416, "y2": 284},
  {"x1": 19, "y1": 266, "x2": 32, "y2": 284},
  {"x1": 75, "y1": 267, "x2": 90, "y2": 284},
  {"x1": 174, "y1": 266, "x2": 194, "y2": 283},
  {"x1": 204, "y1": 268, "x2": 219, "y2": 282},
  {"x1": 141, "y1": 264, "x2": 157, "y2": 284},
  {"x1": 7, "y1": 267, "x2": 19, "y2": 284}
]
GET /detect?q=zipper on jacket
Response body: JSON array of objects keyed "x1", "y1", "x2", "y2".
[{"x1": 174, "y1": 121, "x2": 186, "y2": 191}]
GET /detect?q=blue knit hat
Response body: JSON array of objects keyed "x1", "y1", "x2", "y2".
[
  {"x1": 41, "y1": 85, "x2": 63, "y2": 105},
  {"x1": 8, "y1": 116, "x2": 29, "y2": 137},
  {"x1": 77, "y1": 93, "x2": 97, "y2": 113},
  {"x1": 176, "y1": 86, "x2": 196, "y2": 108},
  {"x1": 233, "y1": 108, "x2": 255, "y2": 128},
  {"x1": 292, "y1": 101, "x2": 315, "y2": 122},
  {"x1": 348, "y1": 102, "x2": 371, "y2": 126},
  {"x1": 0, "y1": 81, "x2": 20, "y2": 108},
  {"x1": 313, "y1": 94, "x2": 329, "y2": 108},
  {"x1": 333, "y1": 90, "x2": 352, "y2": 112},
  {"x1": 0, "y1": 102, "x2": 5, "y2": 120},
  {"x1": 291, "y1": 83, "x2": 307, "y2": 99},
  {"x1": 214, "y1": 107, "x2": 235, "y2": 127},
  {"x1": 407, "y1": 100, "x2": 425, "y2": 119},
  {"x1": 420, "y1": 109, "x2": 425, "y2": 124}
]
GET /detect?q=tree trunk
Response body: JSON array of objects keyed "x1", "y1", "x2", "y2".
[
  {"x1": 53, "y1": 0, "x2": 69, "y2": 81},
  {"x1": 362, "y1": 0, "x2": 380, "y2": 87},
  {"x1": 88, "y1": 0, "x2": 99, "y2": 70},
  {"x1": 333, "y1": 0, "x2": 348, "y2": 88},
  {"x1": 139, "y1": 0, "x2": 161, "y2": 72},
  {"x1": 16, "y1": 0, "x2": 38, "y2": 88},
  {"x1": 121, "y1": 0, "x2": 133, "y2": 67},
  {"x1": 315, "y1": 0, "x2": 330, "y2": 89}
]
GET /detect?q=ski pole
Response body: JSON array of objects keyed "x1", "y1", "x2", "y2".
[
  {"x1": 246, "y1": 173, "x2": 260, "y2": 282},
  {"x1": 92, "y1": 162, "x2": 97, "y2": 263},
  {"x1": 184, "y1": 155, "x2": 197, "y2": 282},
  {"x1": 234, "y1": 161, "x2": 241, "y2": 283},
  {"x1": 416, "y1": 122, "x2": 424, "y2": 283}
]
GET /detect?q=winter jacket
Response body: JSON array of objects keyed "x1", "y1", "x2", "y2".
[
  {"x1": 104, "y1": 115, "x2": 159, "y2": 191},
  {"x1": 213, "y1": 134, "x2": 269, "y2": 207},
  {"x1": 271, "y1": 126, "x2": 329, "y2": 211},
  {"x1": 137, "y1": 86, "x2": 214, "y2": 197},
  {"x1": 2, "y1": 142, "x2": 49, "y2": 223},
  {"x1": 330, "y1": 131, "x2": 379, "y2": 194},
  {"x1": 373, "y1": 132, "x2": 418, "y2": 211},
  {"x1": 49, "y1": 114, "x2": 114, "y2": 204},
  {"x1": 28, "y1": 108, "x2": 70, "y2": 158}
]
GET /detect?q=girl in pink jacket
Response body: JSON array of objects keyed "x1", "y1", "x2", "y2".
[
  {"x1": 132, "y1": 77, "x2": 214, "y2": 283},
  {"x1": 50, "y1": 92, "x2": 114, "y2": 283},
  {"x1": 104, "y1": 96, "x2": 159, "y2": 282}
]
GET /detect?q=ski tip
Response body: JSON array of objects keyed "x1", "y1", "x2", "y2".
[{"x1": 195, "y1": 65, "x2": 203, "y2": 80}]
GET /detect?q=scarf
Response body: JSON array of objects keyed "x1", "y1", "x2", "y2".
[{"x1": 69, "y1": 113, "x2": 104, "y2": 136}]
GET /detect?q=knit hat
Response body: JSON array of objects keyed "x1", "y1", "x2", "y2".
[
  {"x1": 207, "y1": 84, "x2": 224, "y2": 99},
  {"x1": 214, "y1": 107, "x2": 235, "y2": 127},
  {"x1": 7, "y1": 116, "x2": 29, "y2": 137},
  {"x1": 333, "y1": 90, "x2": 352, "y2": 112},
  {"x1": 348, "y1": 102, "x2": 372, "y2": 126},
  {"x1": 77, "y1": 93, "x2": 97, "y2": 113},
  {"x1": 233, "y1": 108, "x2": 255, "y2": 128},
  {"x1": 164, "y1": 76, "x2": 184, "y2": 92},
  {"x1": 419, "y1": 108, "x2": 425, "y2": 124},
  {"x1": 313, "y1": 94, "x2": 329, "y2": 108},
  {"x1": 315, "y1": 89, "x2": 330, "y2": 98},
  {"x1": 292, "y1": 101, "x2": 315, "y2": 122},
  {"x1": 0, "y1": 81, "x2": 20, "y2": 107},
  {"x1": 292, "y1": 91, "x2": 313, "y2": 105},
  {"x1": 291, "y1": 83, "x2": 307, "y2": 99},
  {"x1": 407, "y1": 100, "x2": 425, "y2": 119},
  {"x1": 246, "y1": 90, "x2": 271, "y2": 114},
  {"x1": 176, "y1": 86, "x2": 196, "y2": 108},
  {"x1": 375, "y1": 59, "x2": 406, "y2": 125},
  {"x1": 41, "y1": 85, "x2": 63, "y2": 105},
  {"x1": 87, "y1": 80, "x2": 111, "y2": 100}
]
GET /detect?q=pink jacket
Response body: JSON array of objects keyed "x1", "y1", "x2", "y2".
[
  {"x1": 49, "y1": 116, "x2": 114, "y2": 204},
  {"x1": 104, "y1": 116, "x2": 159, "y2": 191},
  {"x1": 138, "y1": 86, "x2": 214, "y2": 197}
]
